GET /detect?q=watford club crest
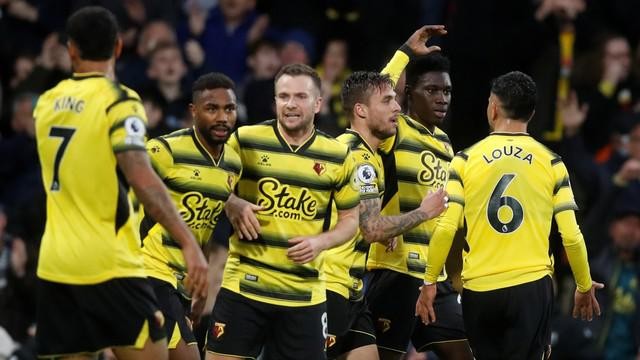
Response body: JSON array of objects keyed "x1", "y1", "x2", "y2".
[
  {"x1": 213, "y1": 322, "x2": 226, "y2": 339},
  {"x1": 377, "y1": 318, "x2": 391, "y2": 333},
  {"x1": 313, "y1": 162, "x2": 326, "y2": 175}
]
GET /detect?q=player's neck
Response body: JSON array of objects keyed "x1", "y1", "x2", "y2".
[
  {"x1": 492, "y1": 118, "x2": 528, "y2": 134},
  {"x1": 194, "y1": 128, "x2": 224, "y2": 162},
  {"x1": 73, "y1": 59, "x2": 115, "y2": 80},
  {"x1": 278, "y1": 122, "x2": 314, "y2": 146},
  {"x1": 350, "y1": 125, "x2": 380, "y2": 150}
]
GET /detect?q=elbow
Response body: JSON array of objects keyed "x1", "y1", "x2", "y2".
[{"x1": 360, "y1": 226, "x2": 382, "y2": 244}]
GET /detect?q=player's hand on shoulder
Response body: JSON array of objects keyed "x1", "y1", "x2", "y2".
[
  {"x1": 225, "y1": 193, "x2": 263, "y2": 240},
  {"x1": 405, "y1": 25, "x2": 447, "y2": 56},
  {"x1": 182, "y1": 241, "x2": 209, "y2": 298},
  {"x1": 573, "y1": 281, "x2": 604, "y2": 322},
  {"x1": 420, "y1": 188, "x2": 448, "y2": 219},
  {"x1": 287, "y1": 236, "x2": 325, "y2": 264}
]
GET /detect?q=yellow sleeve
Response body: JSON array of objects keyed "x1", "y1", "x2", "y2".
[
  {"x1": 424, "y1": 156, "x2": 466, "y2": 283},
  {"x1": 146, "y1": 138, "x2": 173, "y2": 180},
  {"x1": 335, "y1": 150, "x2": 361, "y2": 210},
  {"x1": 381, "y1": 50, "x2": 410, "y2": 87},
  {"x1": 107, "y1": 92, "x2": 147, "y2": 153},
  {"x1": 227, "y1": 130, "x2": 241, "y2": 154},
  {"x1": 555, "y1": 207, "x2": 592, "y2": 293}
]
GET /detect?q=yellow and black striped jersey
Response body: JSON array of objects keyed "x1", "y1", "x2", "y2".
[
  {"x1": 35, "y1": 72, "x2": 148, "y2": 284},
  {"x1": 425, "y1": 133, "x2": 592, "y2": 292},
  {"x1": 366, "y1": 114, "x2": 454, "y2": 279},
  {"x1": 140, "y1": 127, "x2": 241, "y2": 289},
  {"x1": 221, "y1": 119, "x2": 360, "y2": 307},
  {"x1": 325, "y1": 129, "x2": 384, "y2": 300}
]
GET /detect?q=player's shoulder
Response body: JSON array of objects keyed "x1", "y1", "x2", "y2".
[
  {"x1": 312, "y1": 128, "x2": 350, "y2": 155},
  {"x1": 222, "y1": 143, "x2": 242, "y2": 175},
  {"x1": 237, "y1": 119, "x2": 276, "y2": 137},
  {"x1": 150, "y1": 127, "x2": 193, "y2": 151}
]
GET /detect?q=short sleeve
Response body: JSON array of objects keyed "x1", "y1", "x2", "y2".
[
  {"x1": 146, "y1": 138, "x2": 173, "y2": 180},
  {"x1": 107, "y1": 94, "x2": 148, "y2": 153},
  {"x1": 334, "y1": 150, "x2": 361, "y2": 210}
]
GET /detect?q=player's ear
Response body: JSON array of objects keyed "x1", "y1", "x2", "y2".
[
  {"x1": 114, "y1": 36, "x2": 123, "y2": 59},
  {"x1": 354, "y1": 103, "x2": 367, "y2": 119}
]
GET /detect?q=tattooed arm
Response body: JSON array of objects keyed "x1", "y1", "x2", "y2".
[{"x1": 360, "y1": 188, "x2": 447, "y2": 244}]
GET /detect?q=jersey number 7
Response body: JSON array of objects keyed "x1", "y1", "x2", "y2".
[{"x1": 48, "y1": 126, "x2": 76, "y2": 191}]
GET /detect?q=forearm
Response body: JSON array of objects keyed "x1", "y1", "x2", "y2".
[
  {"x1": 556, "y1": 210, "x2": 593, "y2": 292},
  {"x1": 381, "y1": 48, "x2": 411, "y2": 87},
  {"x1": 320, "y1": 207, "x2": 359, "y2": 250},
  {"x1": 361, "y1": 208, "x2": 427, "y2": 244}
]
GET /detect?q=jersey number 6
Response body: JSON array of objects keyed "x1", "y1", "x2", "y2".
[{"x1": 487, "y1": 174, "x2": 523, "y2": 234}]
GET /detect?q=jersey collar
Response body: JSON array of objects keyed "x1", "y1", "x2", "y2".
[{"x1": 71, "y1": 72, "x2": 106, "y2": 80}]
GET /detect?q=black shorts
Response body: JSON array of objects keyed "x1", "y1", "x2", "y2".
[
  {"x1": 411, "y1": 280, "x2": 467, "y2": 351},
  {"x1": 326, "y1": 290, "x2": 376, "y2": 359},
  {"x1": 36, "y1": 277, "x2": 165, "y2": 357},
  {"x1": 462, "y1": 275, "x2": 554, "y2": 360},
  {"x1": 148, "y1": 277, "x2": 197, "y2": 349},
  {"x1": 206, "y1": 288, "x2": 327, "y2": 360},
  {"x1": 364, "y1": 269, "x2": 422, "y2": 353}
]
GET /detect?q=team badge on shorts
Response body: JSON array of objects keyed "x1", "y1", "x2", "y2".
[
  {"x1": 213, "y1": 322, "x2": 226, "y2": 339},
  {"x1": 377, "y1": 318, "x2": 391, "y2": 333}
]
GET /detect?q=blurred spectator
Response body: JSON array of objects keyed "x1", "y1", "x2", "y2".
[
  {"x1": 243, "y1": 38, "x2": 280, "y2": 124},
  {"x1": 590, "y1": 188, "x2": 640, "y2": 359},
  {"x1": 143, "y1": 42, "x2": 190, "y2": 129},
  {"x1": 140, "y1": 91, "x2": 171, "y2": 139},
  {"x1": 185, "y1": 0, "x2": 267, "y2": 84},
  {"x1": 573, "y1": 33, "x2": 639, "y2": 157},
  {"x1": 315, "y1": 38, "x2": 350, "y2": 136},
  {"x1": 116, "y1": 20, "x2": 177, "y2": 89},
  {"x1": 0, "y1": 204, "x2": 36, "y2": 349},
  {"x1": 12, "y1": 32, "x2": 70, "y2": 95},
  {"x1": 279, "y1": 28, "x2": 315, "y2": 65},
  {"x1": 0, "y1": 92, "x2": 40, "y2": 211}
]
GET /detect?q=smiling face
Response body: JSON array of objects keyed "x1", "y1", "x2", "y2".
[
  {"x1": 408, "y1": 71, "x2": 451, "y2": 128},
  {"x1": 274, "y1": 74, "x2": 322, "y2": 134},
  {"x1": 191, "y1": 88, "x2": 237, "y2": 149}
]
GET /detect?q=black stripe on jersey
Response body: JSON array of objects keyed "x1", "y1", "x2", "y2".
[
  {"x1": 551, "y1": 157, "x2": 563, "y2": 165},
  {"x1": 113, "y1": 144, "x2": 146, "y2": 153},
  {"x1": 106, "y1": 97, "x2": 142, "y2": 114},
  {"x1": 163, "y1": 179, "x2": 229, "y2": 201},
  {"x1": 114, "y1": 168, "x2": 130, "y2": 235},
  {"x1": 380, "y1": 150, "x2": 398, "y2": 209},
  {"x1": 161, "y1": 234, "x2": 181, "y2": 249},
  {"x1": 155, "y1": 136, "x2": 172, "y2": 154},
  {"x1": 344, "y1": 129, "x2": 375, "y2": 153},
  {"x1": 240, "y1": 234, "x2": 289, "y2": 248},
  {"x1": 239, "y1": 255, "x2": 319, "y2": 278},
  {"x1": 348, "y1": 267, "x2": 366, "y2": 279},
  {"x1": 323, "y1": 192, "x2": 334, "y2": 232},
  {"x1": 407, "y1": 262, "x2": 426, "y2": 273},
  {"x1": 395, "y1": 142, "x2": 453, "y2": 162},
  {"x1": 449, "y1": 195, "x2": 465, "y2": 206},
  {"x1": 354, "y1": 239, "x2": 370, "y2": 253},
  {"x1": 139, "y1": 214, "x2": 157, "y2": 244},
  {"x1": 404, "y1": 233, "x2": 429, "y2": 245},
  {"x1": 163, "y1": 128, "x2": 192, "y2": 139},
  {"x1": 239, "y1": 282, "x2": 312, "y2": 302},
  {"x1": 218, "y1": 155, "x2": 242, "y2": 175},
  {"x1": 456, "y1": 152, "x2": 469, "y2": 161},
  {"x1": 240, "y1": 141, "x2": 347, "y2": 165},
  {"x1": 242, "y1": 168, "x2": 334, "y2": 191},
  {"x1": 396, "y1": 170, "x2": 418, "y2": 183},
  {"x1": 554, "y1": 203, "x2": 579, "y2": 215},
  {"x1": 553, "y1": 177, "x2": 571, "y2": 195},
  {"x1": 448, "y1": 170, "x2": 463, "y2": 185},
  {"x1": 172, "y1": 153, "x2": 212, "y2": 167},
  {"x1": 434, "y1": 133, "x2": 451, "y2": 144}
]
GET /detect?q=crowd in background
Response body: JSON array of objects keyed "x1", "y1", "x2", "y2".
[{"x1": 1, "y1": 0, "x2": 640, "y2": 359}]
